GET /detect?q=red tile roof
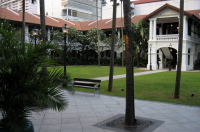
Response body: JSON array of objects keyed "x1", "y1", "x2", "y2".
[
  {"x1": 0, "y1": 4, "x2": 199, "y2": 31},
  {"x1": 143, "y1": 3, "x2": 195, "y2": 20},
  {"x1": 0, "y1": 7, "x2": 145, "y2": 31},
  {"x1": 187, "y1": 10, "x2": 200, "y2": 19}
]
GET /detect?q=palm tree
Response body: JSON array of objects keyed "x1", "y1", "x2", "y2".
[
  {"x1": 108, "y1": 0, "x2": 117, "y2": 92},
  {"x1": 174, "y1": 0, "x2": 184, "y2": 98},
  {"x1": 22, "y1": 0, "x2": 25, "y2": 43},
  {"x1": 133, "y1": 20, "x2": 149, "y2": 67},
  {"x1": 123, "y1": 0, "x2": 136, "y2": 126},
  {"x1": 0, "y1": 21, "x2": 69, "y2": 132},
  {"x1": 39, "y1": 0, "x2": 46, "y2": 44}
]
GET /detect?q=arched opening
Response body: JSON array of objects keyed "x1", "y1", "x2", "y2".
[
  {"x1": 188, "y1": 48, "x2": 190, "y2": 65},
  {"x1": 101, "y1": 50, "x2": 117, "y2": 58},
  {"x1": 51, "y1": 50, "x2": 59, "y2": 57},
  {"x1": 157, "y1": 47, "x2": 177, "y2": 70}
]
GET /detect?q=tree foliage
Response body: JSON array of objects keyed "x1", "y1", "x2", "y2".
[
  {"x1": 86, "y1": 28, "x2": 106, "y2": 50},
  {"x1": 0, "y1": 21, "x2": 69, "y2": 131}
]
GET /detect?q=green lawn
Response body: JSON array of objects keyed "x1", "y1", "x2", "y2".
[
  {"x1": 51, "y1": 66, "x2": 146, "y2": 78},
  {"x1": 50, "y1": 66, "x2": 200, "y2": 106},
  {"x1": 101, "y1": 72, "x2": 200, "y2": 106}
]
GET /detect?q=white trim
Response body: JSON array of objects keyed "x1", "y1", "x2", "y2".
[
  {"x1": 27, "y1": 12, "x2": 40, "y2": 19},
  {"x1": 7, "y1": 8, "x2": 19, "y2": 16}
]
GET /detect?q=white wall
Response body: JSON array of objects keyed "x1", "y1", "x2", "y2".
[
  {"x1": 45, "y1": 0, "x2": 62, "y2": 18},
  {"x1": 28, "y1": 0, "x2": 39, "y2": 14},
  {"x1": 134, "y1": 0, "x2": 200, "y2": 16},
  {"x1": 102, "y1": 4, "x2": 123, "y2": 19},
  {"x1": 103, "y1": 0, "x2": 200, "y2": 19},
  {"x1": 28, "y1": 0, "x2": 62, "y2": 18}
]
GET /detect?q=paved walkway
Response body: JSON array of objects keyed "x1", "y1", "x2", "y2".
[
  {"x1": 92, "y1": 70, "x2": 167, "y2": 81},
  {"x1": 30, "y1": 70, "x2": 200, "y2": 132}
]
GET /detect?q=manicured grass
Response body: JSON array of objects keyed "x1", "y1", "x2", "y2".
[
  {"x1": 49, "y1": 66, "x2": 200, "y2": 106},
  {"x1": 50, "y1": 66, "x2": 146, "y2": 79},
  {"x1": 64, "y1": 66, "x2": 199, "y2": 106}
]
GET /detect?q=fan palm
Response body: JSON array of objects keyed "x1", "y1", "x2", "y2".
[{"x1": 0, "y1": 21, "x2": 69, "y2": 132}]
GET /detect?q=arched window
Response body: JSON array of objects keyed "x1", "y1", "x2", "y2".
[{"x1": 188, "y1": 49, "x2": 190, "y2": 65}]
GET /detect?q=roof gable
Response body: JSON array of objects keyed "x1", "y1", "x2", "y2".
[
  {"x1": 143, "y1": 3, "x2": 193, "y2": 20},
  {"x1": 132, "y1": 0, "x2": 166, "y2": 5}
]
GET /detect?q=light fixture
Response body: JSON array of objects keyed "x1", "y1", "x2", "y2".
[
  {"x1": 32, "y1": 28, "x2": 39, "y2": 46},
  {"x1": 62, "y1": 24, "x2": 69, "y2": 33}
]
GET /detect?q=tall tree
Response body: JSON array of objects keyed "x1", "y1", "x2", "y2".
[
  {"x1": 108, "y1": 0, "x2": 117, "y2": 92},
  {"x1": 40, "y1": 0, "x2": 46, "y2": 44},
  {"x1": 22, "y1": 0, "x2": 26, "y2": 43},
  {"x1": 174, "y1": 0, "x2": 184, "y2": 98},
  {"x1": 120, "y1": 0, "x2": 124, "y2": 67},
  {"x1": 96, "y1": 0, "x2": 101, "y2": 66},
  {"x1": 124, "y1": 0, "x2": 136, "y2": 126}
]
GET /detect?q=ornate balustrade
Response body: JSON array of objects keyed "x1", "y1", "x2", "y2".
[{"x1": 156, "y1": 34, "x2": 179, "y2": 41}]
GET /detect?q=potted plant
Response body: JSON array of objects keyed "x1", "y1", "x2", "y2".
[{"x1": 0, "y1": 21, "x2": 70, "y2": 132}]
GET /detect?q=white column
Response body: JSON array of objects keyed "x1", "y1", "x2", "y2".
[
  {"x1": 25, "y1": 24, "x2": 29, "y2": 43},
  {"x1": 158, "y1": 49, "x2": 163, "y2": 69},
  {"x1": 147, "y1": 44, "x2": 158, "y2": 70},
  {"x1": 47, "y1": 28, "x2": 51, "y2": 41},
  {"x1": 181, "y1": 43, "x2": 188, "y2": 71},
  {"x1": 152, "y1": 46, "x2": 158, "y2": 70},
  {"x1": 149, "y1": 19, "x2": 153, "y2": 41},
  {"x1": 183, "y1": 16, "x2": 188, "y2": 40},
  {"x1": 153, "y1": 18, "x2": 157, "y2": 41}
]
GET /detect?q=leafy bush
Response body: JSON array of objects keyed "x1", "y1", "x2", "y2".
[
  {"x1": 194, "y1": 60, "x2": 200, "y2": 69},
  {"x1": 0, "y1": 20, "x2": 70, "y2": 131}
]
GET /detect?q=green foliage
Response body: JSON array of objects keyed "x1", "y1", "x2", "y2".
[
  {"x1": 193, "y1": 59, "x2": 200, "y2": 69},
  {"x1": 68, "y1": 27, "x2": 82, "y2": 43},
  {"x1": 132, "y1": 20, "x2": 149, "y2": 60},
  {"x1": 102, "y1": 34, "x2": 121, "y2": 51},
  {"x1": 0, "y1": 20, "x2": 69, "y2": 131},
  {"x1": 86, "y1": 28, "x2": 106, "y2": 49}
]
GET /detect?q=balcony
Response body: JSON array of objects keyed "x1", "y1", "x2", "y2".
[{"x1": 156, "y1": 34, "x2": 179, "y2": 41}]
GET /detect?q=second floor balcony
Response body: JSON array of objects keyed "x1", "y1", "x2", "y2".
[{"x1": 156, "y1": 34, "x2": 179, "y2": 41}]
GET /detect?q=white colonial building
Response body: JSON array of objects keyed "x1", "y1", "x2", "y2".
[
  {"x1": 0, "y1": 0, "x2": 200, "y2": 71},
  {"x1": 144, "y1": 4, "x2": 200, "y2": 71}
]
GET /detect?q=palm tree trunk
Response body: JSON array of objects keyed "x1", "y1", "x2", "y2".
[
  {"x1": 123, "y1": 0, "x2": 136, "y2": 126},
  {"x1": 96, "y1": 0, "x2": 100, "y2": 66},
  {"x1": 174, "y1": 0, "x2": 184, "y2": 98},
  {"x1": 108, "y1": 0, "x2": 117, "y2": 91},
  {"x1": 22, "y1": 0, "x2": 26, "y2": 43},
  {"x1": 40, "y1": 0, "x2": 46, "y2": 44},
  {"x1": 120, "y1": 0, "x2": 124, "y2": 67},
  {"x1": 39, "y1": 0, "x2": 47, "y2": 75}
]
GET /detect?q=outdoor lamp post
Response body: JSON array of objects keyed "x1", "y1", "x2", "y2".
[
  {"x1": 62, "y1": 24, "x2": 69, "y2": 77},
  {"x1": 149, "y1": 44, "x2": 152, "y2": 70},
  {"x1": 32, "y1": 28, "x2": 38, "y2": 46},
  {"x1": 169, "y1": 43, "x2": 172, "y2": 71}
]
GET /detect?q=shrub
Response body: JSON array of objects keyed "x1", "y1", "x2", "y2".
[
  {"x1": 0, "y1": 20, "x2": 70, "y2": 131},
  {"x1": 194, "y1": 60, "x2": 200, "y2": 69}
]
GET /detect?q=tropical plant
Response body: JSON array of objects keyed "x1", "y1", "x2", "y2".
[
  {"x1": 0, "y1": 21, "x2": 69, "y2": 132},
  {"x1": 193, "y1": 60, "x2": 200, "y2": 69},
  {"x1": 132, "y1": 19, "x2": 149, "y2": 67}
]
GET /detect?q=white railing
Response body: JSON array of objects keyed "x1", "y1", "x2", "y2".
[{"x1": 156, "y1": 34, "x2": 179, "y2": 41}]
